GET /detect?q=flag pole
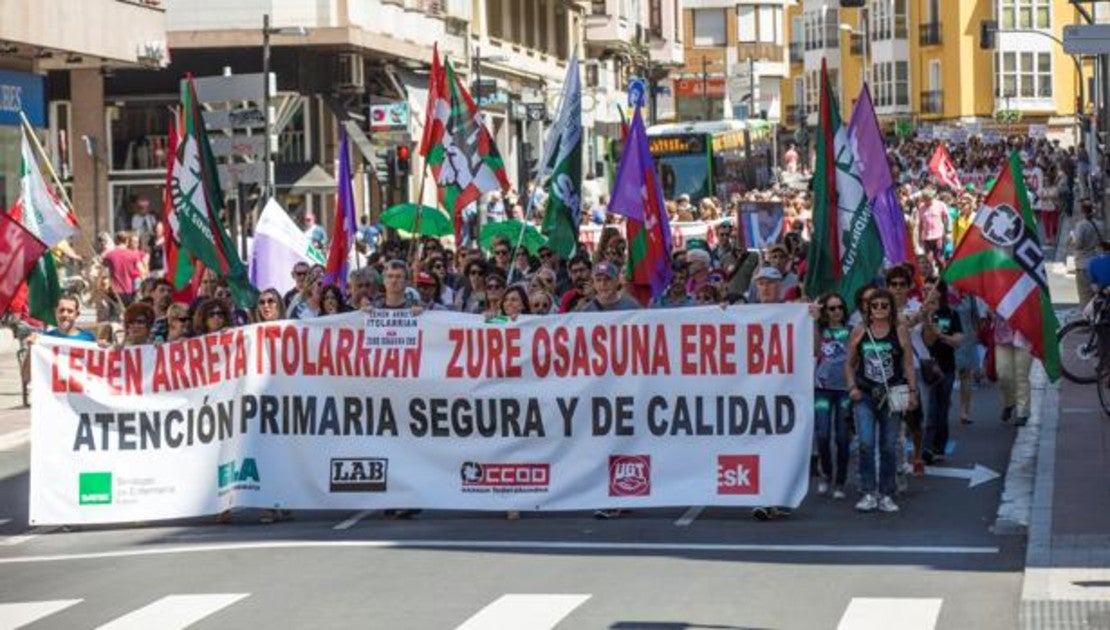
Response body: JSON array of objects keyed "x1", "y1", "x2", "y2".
[
  {"x1": 18, "y1": 112, "x2": 77, "y2": 216},
  {"x1": 407, "y1": 159, "x2": 431, "y2": 266}
]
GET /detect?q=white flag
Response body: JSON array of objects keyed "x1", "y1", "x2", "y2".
[
  {"x1": 249, "y1": 198, "x2": 326, "y2": 295},
  {"x1": 19, "y1": 128, "x2": 76, "y2": 247}
]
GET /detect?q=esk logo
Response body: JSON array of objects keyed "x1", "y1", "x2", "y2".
[
  {"x1": 218, "y1": 458, "x2": 260, "y2": 491},
  {"x1": 717, "y1": 455, "x2": 760, "y2": 495}
]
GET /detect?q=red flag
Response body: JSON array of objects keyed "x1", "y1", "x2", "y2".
[
  {"x1": 419, "y1": 44, "x2": 446, "y2": 158},
  {"x1": 928, "y1": 144, "x2": 962, "y2": 191},
  {"x1": 161, "y1": 113, "x2": 196, "y2": 303},
  {"x1": 0, "y1": 209, "x2": 49, "y2": 318}
]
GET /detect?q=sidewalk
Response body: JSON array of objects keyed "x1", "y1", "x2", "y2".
[{"x1": 0, "y1": 329, "x2": 30, "y2": 451}]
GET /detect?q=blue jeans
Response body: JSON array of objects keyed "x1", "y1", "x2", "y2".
[
  {"x1": 853, "y1": 396, "x2": 900, "y2": 496},
  {"x1": 815, "y1": 389, "x2": 851, "y2": 486},
  {"x1": 925, "y1": 372, "x2": 956, "y2": 455}
]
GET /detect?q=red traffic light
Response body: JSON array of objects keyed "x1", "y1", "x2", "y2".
[{"x1": 396, "y1": 145, "x2": 410, "y2": 160}]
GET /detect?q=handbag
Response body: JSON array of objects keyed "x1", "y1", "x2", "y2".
[
  {"x1": 865, "y1": 327, "x2": 912, "y2": 413},
  {"x1": 919, "y1": 357, "x2": 945, "y2": 387}
]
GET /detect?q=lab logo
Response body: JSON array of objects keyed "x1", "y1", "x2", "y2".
[
  {"x1": 79, "y1": 472, "x2": 112, "y2": 505},
  {"x1": 717, "y1": 455, "x2": 760, "y2": 495},
  {"x1": 980, "y1": 203, "x2": 1024, "y2": 247},
  {"x1": 330, "y1": 458, "x2": 387, "y2": 492},
  {"x1": 608, "y1": 455, "x2": 651, "y2": 497}
]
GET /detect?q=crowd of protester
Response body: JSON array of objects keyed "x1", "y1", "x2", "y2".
[{"x1": 27, "y1": 131, "x2": 1110, "y2": 522}]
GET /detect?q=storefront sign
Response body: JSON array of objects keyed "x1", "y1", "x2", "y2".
[
  {"x1": 370, "y1": 102, "x2": 409, "y2": 132},
  {"x1": 0, "y1": 70, "x2": 45, "y2": 128}
]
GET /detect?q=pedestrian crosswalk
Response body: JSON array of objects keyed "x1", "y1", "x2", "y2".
[{"x1": 0, "y1": 594, "x2": 946, "y2": 629}]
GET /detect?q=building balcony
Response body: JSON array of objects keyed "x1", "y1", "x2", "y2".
[
  {"x1": 737, "y1": 42, "x2": 783, "y2": 64},
  {"x1": 849, "y1": 33, "x2": 864, "y2": 55},
  {"x1": 873, "y1": 21, "x2": 908, "y2": 42},
  {"x1": 1, "y1": 0, "x2": 167, "y2": 67},
  {"x1": 919, "y1": 22, "x2": 941, "y2": 46},
  {"x1": 921, "y1": 90, "x2": 943, "y2": 116},
  {"x1": 789, "y1": 42, "x2": 803, "y2": 64}
]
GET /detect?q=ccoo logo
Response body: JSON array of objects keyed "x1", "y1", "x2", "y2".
[{"x1": 608, "y1": 455, "x2": 651, "y2": 497}]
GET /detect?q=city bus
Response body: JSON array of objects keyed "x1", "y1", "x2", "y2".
[{"x1": 645, "y1": 119, "x2": 774, "y2": 204}]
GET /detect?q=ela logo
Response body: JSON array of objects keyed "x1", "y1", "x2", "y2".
[
  {"x1": 218, "y1": 458, "x2": 260, "y2": 490},
  {"x1": 78, "y1": 472, "x2": 112, "y2": 505},
  {"x1": 717, "y1": 455, "x2": 760, "y2": 495}
]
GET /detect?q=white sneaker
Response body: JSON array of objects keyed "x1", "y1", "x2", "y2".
[
  {"x1": 832, "y1": 487, "x2": 847, "y2": 500},
  {"x1": 877, "y1": 495, "x2": 900, "y2": 513},
  {"x1": 855, "y1": 493, "x2": 878, "y2": 512},
  {"x1": 816, "y1": 480, "x2": 829, "y2": 496},
  {"x1": 898, "y1": 461, "x2": 914, "y2": 475}
]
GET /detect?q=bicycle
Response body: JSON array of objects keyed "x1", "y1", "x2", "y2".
[
  {"x1": 1058, "y1": 290, "x2": 1109, "y2": 384},
  {"x1": 2, "y1": 315, "x2": 37, "y2": 408}
]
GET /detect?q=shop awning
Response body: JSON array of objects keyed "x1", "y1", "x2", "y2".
[{"x1": 275, "y1": 163, "x2": 336, "y2": 194}]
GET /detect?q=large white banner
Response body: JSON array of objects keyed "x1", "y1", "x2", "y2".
[{"x1": 30, "y1": 306, "x2": 813, "y2": 525}]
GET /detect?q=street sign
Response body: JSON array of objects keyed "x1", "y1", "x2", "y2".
[
  {"x1": 210, "y1": 135, "x2": 267, "y2": 158},
  {"x1": 627, "y1": 77, "x2": 647, "y2": 108},
  {"x1": 1028, "y1": 124, "x2": 1047, "y2": 139},
  {"x1": 525, "y1": 103, "x2": 547, "y2": 122},
  {"x1": 203, "y1": 108, "x2": 266, "y2": 130},
  {"x1": 217, "y1": 162, "x2": 265, "y2": 189},
  {"x1": 190, "y1": 73, "x2": 273, "y2": 103},
  {"x1": 370, "y1": 102, "x2": 409, "y2": 132},
  {"x1": 1063, "y1": 24, "x2": 1110, "y2": 55}
]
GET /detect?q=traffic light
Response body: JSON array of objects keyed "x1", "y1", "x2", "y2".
[
  {"x1": 980, "y1": 20, "x2": 997, "y2": 50},
  {"x1": 394, "y1": 144, "x2": 411, "y2": 176},
  {"x1": 840, "y1": 0, "x2": 866, "y2": 7}
]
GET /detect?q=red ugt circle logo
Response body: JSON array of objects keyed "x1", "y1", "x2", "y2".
[{"x1": 609, "y1": 455, "x2": 651, "y2": 497}]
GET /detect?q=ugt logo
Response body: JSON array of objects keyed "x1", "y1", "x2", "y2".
[
  {"x1": 609, "y1": 455, "x2": 651, "y2": 497},
  {"x1": 218, "y1": 458, "x2": 260, "y2": 490}
]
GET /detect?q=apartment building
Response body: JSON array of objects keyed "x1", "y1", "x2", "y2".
[
  {"x1": 0, "y1": 0, "x2": 166, "y2": 242},
  {"x1": 782, "y1": 0, "x2": 1086, "y2": 144},
  {"x1": 678, "y1": 1, "x2": 787, "y2": 123}
]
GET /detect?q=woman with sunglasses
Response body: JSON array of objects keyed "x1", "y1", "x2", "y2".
[
  {"x1": 455, "y1": 260, "x2": 488, "y2": 314},
  {"x1": 121, "y1": 302, "x2": 155, "y2": 347},
  {"x1": 254, "y1": 288, "x2": 286, "y2": 323},
  {"x1": 193, "y1": 298, "x2": 234, "y2": 338},
  {"x1": 213, "y1": 284, "x2": 250, "y2": 326},
  {"x1": 480, "y1": 270, "x2": 507, "y2": 320},
  {"x1": 164, "y1": 302, "x2": 192, "y2": 342},
  {"x1": 528, "y1": 289, "x2": 554, "y2": 314},
  {"x1": 845, "y1": 288, "x2": 918, "y2": 514},
  {"x1": 814, "y1": 293, "x2": 852, "y2": 499}
]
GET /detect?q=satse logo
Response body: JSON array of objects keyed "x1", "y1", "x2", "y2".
[
  {"x1": 79, "y1": 472, "x2": 112, "y2": 505},
  {"x1": 218, "y1": 458, "x2": 260, "y2": 492},
  {"x1": 609, "y1": 455, "x2": 651, "y2": 496},
  {"x1": 717, "y1": 455, "x2": 760, "y2": 494},
  {"x1": 330, "y1": 458, "x2": 387, "y2": 492}
]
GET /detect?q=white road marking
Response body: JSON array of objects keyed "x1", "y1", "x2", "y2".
[
  {"x1": 1062, "y1": 407, "x2": 1097, "y2": 413},
  {"x1": 1, "y1": 526, "x2": 59, "y2": 547},
  {"x1": 96, "y1": 594, "x2": 248, "y2": 630},
  {"x1": 0, "y1": 429, "x2": 30, "y2": 452},
  {"x1": 0, "y1": 519, "x2": 11, "y2": 526},
  {"x1": 0, "y1": 540, "x2": 1001, "y2": 565},
  {"x1": 674, "y1": 506, "x2": 704, "y2": 526},
  {"x1": 333, "y1": 510, "x2": 374, "y2": 530},
  {"x1": 837, "y1": 597, "x2": 942, "y2": 630},
  {"x1": 0, "y1": 599, "x2": 82, "y2": 628},
  {"x1": 456, "y1": 594, "x2": 590, "y2": 630}
]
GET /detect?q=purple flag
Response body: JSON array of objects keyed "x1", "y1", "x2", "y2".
[
  {"x1": 324, "y1": 127, "x2": 357, "y2": 291},
  {"x1": 848, "y1": 84, "x2": 908, "y2": 264},
  {"x1": 608, "y1": 108, "x2": 673, "y2": 299}
]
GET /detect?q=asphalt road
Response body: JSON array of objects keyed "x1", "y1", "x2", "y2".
[{"x1": 0, "y1": 381, "x2": 1028, "y2": 630}]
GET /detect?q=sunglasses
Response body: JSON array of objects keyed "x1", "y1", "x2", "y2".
[
  {"x1": 869, "y1": 301, "x2": 891, "y2": 309},
  {"x1": 495, "y1": 249, "x2": 510, "y2": 256},
  {"x1": 432, "y1": 262, "x2": 445, "y2": 268},
  {"x1": 469, "y1": 270, "x2": 485, "y2": 276},
  {"x1": 531, "y1": 302, "x2": 551, "y2": 311},
  {"x1": 888, "y1": 281, "x2": 909, "y2": 288},
  {"x1": 825, "y1": 304, "x2": 845, "y2": 312},
  {"x1": 208, "y1": 311, "x2": 227, "y2": 318},
  {"x1": 259, "y1": 298, "x2": 278, "y2": 305},
  {"x1": 172, "y1": 316, "x2": 190, "y2": 323},
  {"x1": 127, "y1": 319, "x2": 150, "y2": 326},
  {"x1": 485, "y1": 283, "x2": 505, "y2": 290},
  {"x1": 293, "y1": 270, "x2": 308, "y2": 277},
  {"x1": 696, "y1": 295, "x2": 715, "y2": 303}
]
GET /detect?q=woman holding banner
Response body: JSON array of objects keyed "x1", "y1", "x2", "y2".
[{"x1": 845, "y1": 288, "x2": 918, "y2": 514}]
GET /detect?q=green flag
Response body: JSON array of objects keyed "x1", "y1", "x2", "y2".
[
  {"x1": 539, "y1": 54, "x2": 582, "y2": 258},
  {"x1": 803, "y1": 59, "x2": 883, "y2": 311},
  {"x1": 170, "y1": 76, "x2": 257, "y2": 308}
]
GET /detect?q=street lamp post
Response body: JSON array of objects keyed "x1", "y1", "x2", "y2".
[
  {"x1": 702, "y1": 55, "x2": 710, "y2": 120},
  {"x1": 261, "y1": 14, "x2": 308, "y2": 203}
]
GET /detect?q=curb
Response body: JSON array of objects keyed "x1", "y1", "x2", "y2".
[
  {"x1": 0, "y1": 428, "x2": 30, "y2": 452},
  {"x1": 992, "y1": 362, "x2": 1049, "y2": 535}
]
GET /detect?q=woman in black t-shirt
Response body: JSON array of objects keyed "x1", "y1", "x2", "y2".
[{"x1": 922, "y1": 281, "x2": 965, "y2": 463}]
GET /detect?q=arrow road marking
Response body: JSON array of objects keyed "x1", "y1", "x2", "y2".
[
  {"x1": 924, "y1": 464, "x2": 1000, "y2": 488},
  {"x1": 456, "y1": 594, "x2": 591, "y2": 630}
]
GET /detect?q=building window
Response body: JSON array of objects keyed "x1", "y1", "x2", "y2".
[
  {"x1": 649, "y1": 0, "x2": 663, "y2": 36},
  {"x1": 873, "y1": 61, "x2": 910, "y2": 108},
  {"x1": 758, "y1": 5, "x2": 778, "y2": 44},
  {"x1": 738, "y1": 5, "x2": 756, "y2": 43},
  {"x1": 996, "y1": 51, "x2": 1052, "y2": 98},
  {"x1": 693, "y1": 8, "x2": 727, "y2": 46},
  {"x1": 871, "y1": 0, "x2": 907, "y2": 40},
  {"x1": 999, "y1": 0, "x2": 1050, "y2": 30},
  {"x1": 591, "y1": 0, "x2": 606, "y2": 16}
]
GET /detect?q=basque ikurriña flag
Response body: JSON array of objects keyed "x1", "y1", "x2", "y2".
[
  {"x1": 942, "y1": 152, "x2": 1060, "y2": 381},
  {"x1": 608, "y1": 107, "x2": 673, "y2": 301}
]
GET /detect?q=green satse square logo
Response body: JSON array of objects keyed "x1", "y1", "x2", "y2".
[{"x1": 79, "y1": 472, "x2": 112, "y2": 505}]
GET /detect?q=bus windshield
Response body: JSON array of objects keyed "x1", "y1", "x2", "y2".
[{"x1": 656, "y1": 153, "x2": 710, "y2": 201}]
